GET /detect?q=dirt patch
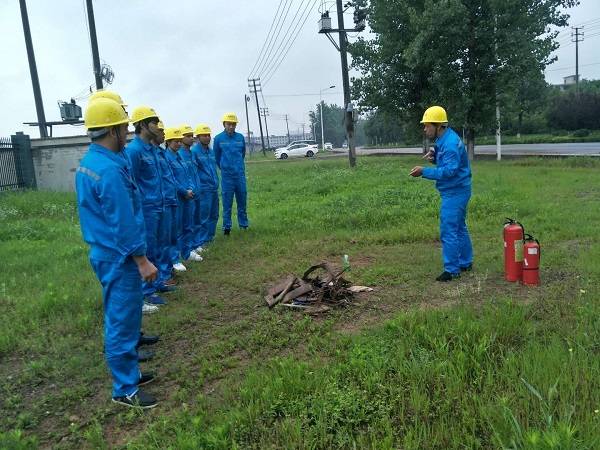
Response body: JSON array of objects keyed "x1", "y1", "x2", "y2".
[{"x1": 332, "y1": 268, "x2": 580, "y2": 335}]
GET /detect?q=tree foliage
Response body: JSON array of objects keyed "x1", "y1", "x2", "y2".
[
  {"x1": 547, "y1": 90, "x2": 600, "y2": 131},
  {"x1": 349, "y1": 0, "x2": 578, "y2": 156}
]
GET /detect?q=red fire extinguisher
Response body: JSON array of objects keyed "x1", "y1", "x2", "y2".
[
  {"x1": 504, "y1": 218, "x2": 524, "y2": 282},
  {"x1": 522, "y1": 234, "x2": 541, "y2": 286}
]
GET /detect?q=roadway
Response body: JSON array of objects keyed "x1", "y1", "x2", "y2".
[{"x1": 333, "y1": 142, "x2": 600, "y2": 157}]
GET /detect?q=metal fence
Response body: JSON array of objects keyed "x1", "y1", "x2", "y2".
[{"x1": 0, "y1": 134, "x2": 36, "y2": 191}]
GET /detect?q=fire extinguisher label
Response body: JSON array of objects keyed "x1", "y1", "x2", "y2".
[
  {"x1": 514, "y1": 240, "x2": 523, "y2": 262},
  {"x1": 528, "y1": 248, "x2": 538, "y2": 255}
]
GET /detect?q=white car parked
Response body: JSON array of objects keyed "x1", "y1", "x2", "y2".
[
  {"x1": 324, "y1": 142, "x2": 333, "y2": 150},
  {"x1": 274, "y1": 143, "x2": 319, "y2": 159}
]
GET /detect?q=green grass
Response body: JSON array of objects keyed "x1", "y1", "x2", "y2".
[{"x1": 2, "y1": 155, "x2": 600, "y2": 449}]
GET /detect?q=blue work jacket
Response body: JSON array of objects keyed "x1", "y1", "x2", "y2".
[
  {"x1": 179, "y1": 145, "x2": 201, "y2": 192},
  {"x1": 157, "y1": 146, "x2": 178, "y2": 206},
  {"x1": 191, "y1": 143, "x2": 219, "y2": 191},
  {"x1": 213, "y1": 131, "x2": 246, "y2": 177},
  {"x1": 75, "y1": 143, "x2": 146, "y2": 263},
  {"x1": 422, "y1": 127, "x2": 471, "y2": 194},
  {"x1": 124, "y1": 135, "x2": 165, "y2": 210},
  {"x1": 164, "y1": 148, "x2": 193, "y2": 199}
]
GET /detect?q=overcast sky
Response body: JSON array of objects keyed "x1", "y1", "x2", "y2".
[{"x1": 1, "y1": 0, "x2": 599, "y2": 140}]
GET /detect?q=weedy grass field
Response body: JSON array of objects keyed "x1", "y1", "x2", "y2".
[{"x1": 1, "y1": 155, "x2": 599, "y2": 449}]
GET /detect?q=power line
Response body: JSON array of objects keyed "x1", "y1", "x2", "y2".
[
  {"x1": 264, "y1": 91, "x2": 342, "y2": 97},
  {"x1": 258, "y1": 0, "x2": 313, "y2": 80},
  {"x1": 546, "y1": 61, "x2": 600, "y2": 72},
  {"x1": 252, "y1": 0, "x2": 295, "y2": 79},
  {"x1": 573, "y1": 16, "x2": 600, "y2": 27},
  {"x1": 262, "y1": 0, "x2": 319, "y2": 86},
  {"x1": 248, "y1": 0, "x2": 286, "y2": 78}
]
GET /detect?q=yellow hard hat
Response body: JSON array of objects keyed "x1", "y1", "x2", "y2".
[
  {"x1": 131, "y1": 105, "x2": 159, "y2": 124},
  {"x1": 89, "y1": 90, "x2": 127, "y2": 107},
  {"x1": 221, "y1": 112, "x2": 239, "y2": 123},
  {"x1": 157, "y1": 121, "x2": 165, "y2": 130},
  {"x1": 165, "y1": 127, "x2": 183, "y2": 141},
  {"x1": 84, "y1": 98, "x2": 129, "y2": 129},
  {"x1": 420, "y1": 106, "x2": 448, "y2": 124},
  {"x1": 180, "y1": 124, "x2": 194, "y2": 136},
  {"x1": 194, "y1": 124, "x2": 212, "y2": 136}
]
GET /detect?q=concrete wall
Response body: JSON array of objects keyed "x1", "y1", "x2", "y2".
[{"x1": 31, "y1": 135, "x2": 90, "y2": 191}]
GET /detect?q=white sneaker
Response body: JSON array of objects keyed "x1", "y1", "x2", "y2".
[
  {"x1": 195, "y1": 246, "x2": 205, "y2": 253},
  {"x1": 187, "y1": 251, "x2": 203, "y2": 262},
  {"x1": 173, "y1": 262, "x2": 187, "y2": 272},
  {"x1": 142, "y1": 303, "x2": 159, "y2": 314}
]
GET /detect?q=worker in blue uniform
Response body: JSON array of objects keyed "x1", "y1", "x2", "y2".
[
  {"x1": 125, "y1": 106, "x2": 176, "y2": 301},
  {"x1": 409, "y1": 105, "x2": 473, "y2": 282},
  {"x1": 191, "y1": 124, "x2": 219, "y2": 247},
  {"x1": 152, "y1": 122, "x2": 178, "y2": 289},
  {"x1": 178, "y1": 124, "x2": 204, "y2": 261},
  {"x1": 213, "y1": 112, "x2": 249, "y2": 235},
  {"x1": 164, "y1": 127, "x2": 194, "y2": 270},
  {"x1": 75, "y1": 97, "x2": 158, "y2": 408}
]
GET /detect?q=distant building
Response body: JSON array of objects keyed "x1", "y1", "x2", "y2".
[{"x1": 554, "y1": 74, "x2": 579, "y2": 91}]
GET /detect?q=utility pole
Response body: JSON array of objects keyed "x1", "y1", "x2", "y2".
[
  {"x1": 284, "y1": 114, "x2": 291, "y2": 144},
  {"x1": 336, "y1": 0, "x2": 356, "y2": 167},
  {"x1": 319, "y1": 85, "x2": 335, "y2": 150},
  {"x1": 319, "y1": 2, "x2": 364, "y2": 167},
  {"x1": 494, "y1": 15, "x2": 501, "y2": 161},
  {"x1": 19, "y1": 0, "x2": 48, "y2": 138},
  {"x1": 260, "y1": 108, "x2": 271, "y2": 150},
  {"x1": 572, "y1": 27, "x2": 584, "y2": 92},
  {"x1": 301, "y1": 123, "x2": 306, "y2": 140},
  {"x1": 85, "y1": 0, "x2": 103, "y2": 90},
  {"x1": 248, "y1": 78, "x2": 266, "y2": 155},
  {"x1": 244, "y1": 95, "x2": 252, "y2": 153}
]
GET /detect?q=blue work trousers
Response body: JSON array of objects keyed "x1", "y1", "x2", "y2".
[
  {"x1": 221, "y1": 175, "x2": 248, "y2": 230},
  {"x1": 192, "y1": 196, "x2": 203, "y2": 248},
  {"x1": 198, "y1": 190, "x2": 219, "y2": 245},
  {"x1": 158, "y1": 206, "x2": 175, "y2": 282},
  {"x1": 167, "y1": 205, "x2": 180, "y2": 264},
  {"x1": 439, "y1": 191, "x2": 473, "y2": 274},
  {"x1": 142, "y1": 207, "x2": 168, "y2": 295},
  {"x1": 178, "y1": 199, "x2": 195, "y2": 260},
  {"x1": 90, "y1": 257, "x2": 142, "y2": 398}
]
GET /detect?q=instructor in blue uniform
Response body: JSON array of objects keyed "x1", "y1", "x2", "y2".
[
  {"x1": 75, "y1": 97, "x2": 158, "y2": 408},
  {"x1": 213, "y1": 112, "x2": 249, "y2": 235},
  {"x1": 410, "y1": 106, "x2": 473, "y2": 282}
]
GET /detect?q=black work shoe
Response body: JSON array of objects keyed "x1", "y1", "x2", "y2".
[
  {"x1": 460, "y1": 264, "x2": 473, "y2": 272},
  {"x1": 138, "y1": 371, "x2": 156, "y2": 386},
  {"x1": 137, "y1": 333, "x2": 160, "y2": 348},
  {"x1": 138, "y1": 349, "x2": 155, "y2": 362},
  {"x1": 436, "y1": 271, "x2": 460, "y2": 282},
  {"x1": 112, "y1": 389, "x2": 158, "y2": 409},
  {"x1": 224, "y1": 229, "x2": 231, "y2": 236}
]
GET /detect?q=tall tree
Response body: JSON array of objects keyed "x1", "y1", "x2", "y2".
[
  {"x1": 309, "y1": 102, "x2": 346, "y2": 147},
  {"x1": 349, "y1": 0, "x2": 577, "y2": 158}
]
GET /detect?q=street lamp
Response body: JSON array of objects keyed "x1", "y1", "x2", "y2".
[{"x1": 320, "y1": 85, "x2": 335, "y2": 150}]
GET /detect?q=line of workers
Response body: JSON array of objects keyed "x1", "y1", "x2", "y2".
[{"x1": 75, "y1": 89, "x2": 249, "y2": 408}]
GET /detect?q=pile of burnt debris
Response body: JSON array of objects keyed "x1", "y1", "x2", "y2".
[{"x1": 265, "y1": 262, "x2": 373, "y2": 315}]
